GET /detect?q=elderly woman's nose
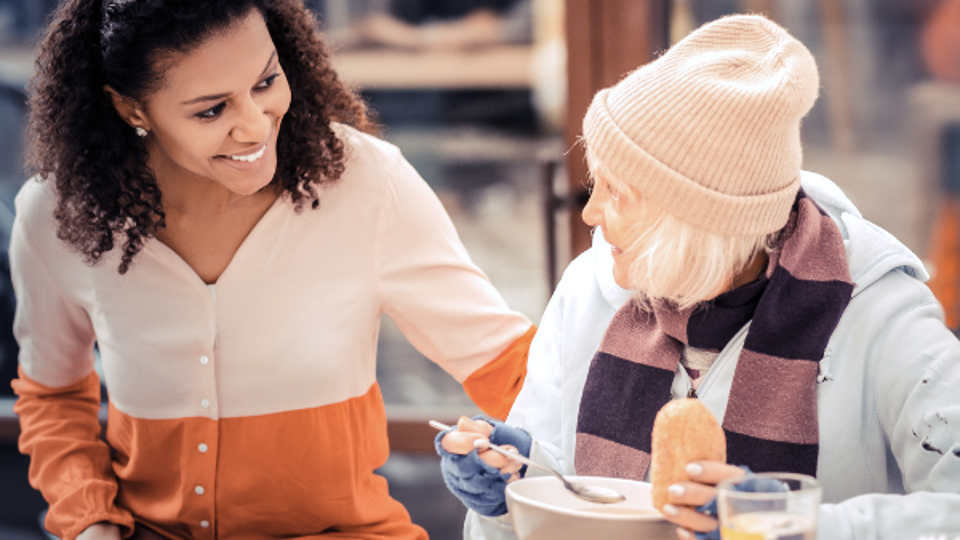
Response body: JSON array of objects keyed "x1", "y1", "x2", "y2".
[{"x1": 582, "y1": 191, "x2": 603, "y2": 228}]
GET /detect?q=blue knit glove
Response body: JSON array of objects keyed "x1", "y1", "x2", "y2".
[
  {"x1": 694, "y1": 467, "x2": 788, "y2": 540},
  {"x1": 435, "y1": 416, "x2": 533, "y2": 517}
]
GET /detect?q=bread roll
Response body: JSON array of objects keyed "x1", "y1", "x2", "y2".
[{"x1": 650, "y1": 398, "x2": 726, "y2": 510}]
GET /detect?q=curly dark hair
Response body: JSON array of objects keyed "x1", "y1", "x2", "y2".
[{"x1": 26, "y1": 0, "x2": 375, "y2": 273}]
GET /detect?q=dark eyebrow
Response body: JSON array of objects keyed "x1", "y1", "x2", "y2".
[{"x1": 181, "y1": 50, "x2": 278, "y2": 106}]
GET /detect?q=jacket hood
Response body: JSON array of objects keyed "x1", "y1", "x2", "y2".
[
  {"x1": 800, "y1": 170, "x2": 928, "y2": 296},
  {"x1": 592, "y1": 170, "x2": 928, "y2": 309}
]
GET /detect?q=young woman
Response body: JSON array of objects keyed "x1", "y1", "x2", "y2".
[
  {"x1": 436, "y1": 14, "x2": 960, "y2": 540},
  {"x1": 13, "y1": 1, "x2": 535, "y2": 539}
]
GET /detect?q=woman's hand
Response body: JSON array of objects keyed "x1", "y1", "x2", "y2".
[
  {"x1": 439, "y1": 416, "x2": 522, "y2": 477},
  {"x1": 661, "y1": 460, "x2": 746, "y2": 539},
  {"x1": 434, "y1": 416, "x2": 533, "y2": 516},
  {"x1": 76, "y1": 523, "x2": 121, "y2": 540}
]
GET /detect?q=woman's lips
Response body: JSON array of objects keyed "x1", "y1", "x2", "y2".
[
  {"x1": 217, "y1": 143, "x2": 268, "y2": 170},
  {"x1": 226, "y1": 144, "x2": 266, "y2": 163}
]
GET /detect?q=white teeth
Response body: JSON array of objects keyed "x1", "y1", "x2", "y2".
[{"x1": 228, "y1": 145, "x2": 266, "y2": 163}]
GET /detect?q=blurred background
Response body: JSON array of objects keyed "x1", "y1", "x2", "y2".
[{"x1": 1, "y1": 0, "x2": 960, "y2": 538}]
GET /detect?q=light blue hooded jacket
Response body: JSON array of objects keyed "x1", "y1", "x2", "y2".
[{"x1": 464, "y1": 171, "x2": 960, "y2": 540}]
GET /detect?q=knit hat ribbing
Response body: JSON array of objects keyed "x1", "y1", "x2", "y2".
[{"x1": 583, "y1": 14, "x2": 819, "y2": 237}]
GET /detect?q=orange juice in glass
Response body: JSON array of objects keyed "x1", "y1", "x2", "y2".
[{"x1": 717, "y1": 473, "x2": 820, "y2": 540}]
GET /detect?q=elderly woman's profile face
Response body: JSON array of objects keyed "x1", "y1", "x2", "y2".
[
  {"x1": 582, "y1": 168, "x2": 635, "y2": 289},
  {"x1": 126, "y1": 8, "x2": 292, "y2": 196}
]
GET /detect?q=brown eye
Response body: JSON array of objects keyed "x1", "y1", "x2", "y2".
[
  {"x1": 197, "y1": 102, "x2": 226, "y2": 120},
  {"x1": 256, "y1": 73, "x2": 281, "y2": 90}
]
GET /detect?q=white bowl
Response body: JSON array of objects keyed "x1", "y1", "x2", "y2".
[{"x1": 505, "y1": 476, "x2": 676, "y2": 540}]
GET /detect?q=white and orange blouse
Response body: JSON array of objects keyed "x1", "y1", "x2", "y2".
[{"x1": 10, "y1": 125, "x2": 534, "y2": 540}]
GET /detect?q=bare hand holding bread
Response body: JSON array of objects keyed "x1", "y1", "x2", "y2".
[{"x1": 650, "y1": 398, "x2": 727, "y2": 511}]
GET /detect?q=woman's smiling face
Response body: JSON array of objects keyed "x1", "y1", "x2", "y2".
[
  {"x1": 581, "y1": 160, "x2": 637, "y2": 289},
  {"x1": 126, "y1": 8, "x2": 292, "y2": 196}
]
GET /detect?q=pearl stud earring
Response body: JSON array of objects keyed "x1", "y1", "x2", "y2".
[{"x1": 135, "y1": 127, "x2": 148, "y2": 138}]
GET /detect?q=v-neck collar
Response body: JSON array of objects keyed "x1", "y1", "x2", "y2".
[{"x1": 144, "y1": 192, "x2": 286, "y2": 290}]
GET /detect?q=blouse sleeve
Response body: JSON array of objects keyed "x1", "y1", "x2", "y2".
[
  {"x1": 9, "y1": 180, "x2": 135, "y2": 540},
  {"x1": 374, "y1": 147, "x2": 534, "y2": 419}
]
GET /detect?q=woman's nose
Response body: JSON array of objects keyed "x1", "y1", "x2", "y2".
[
  {"x1": 231, "y1": 96, "x2": 271, "y2": 143},
  {"x1": 582, "y1": 189, "x2": 603, "y2": 228}
]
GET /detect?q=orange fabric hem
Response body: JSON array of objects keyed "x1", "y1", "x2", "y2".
[
  {"x1": 14, "y1": 367, "x2": 135, "y2": 540},
  {"x1": 462, "y1": 324, "x2": 536, "y2": 419},
  {"x1": 57, "y1": 509, "x2": 136, "y2": 540}
]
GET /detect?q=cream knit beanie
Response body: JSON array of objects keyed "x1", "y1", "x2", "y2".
[{"x1": 583, "y1": 14, "x2": 819, "y2": 237}]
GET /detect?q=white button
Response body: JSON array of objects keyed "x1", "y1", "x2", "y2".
[
  {"x1": 200, "y1": 356, "x2": 210, "y2": 365},
  {"x1": 201, "y1": 399, "x2": 210, "y2": 409},
  {"x1": 195, "y1": 485, "x2": 205, "y2": 495},
  {"x1": 200, "y1": 520, "x2": 210, "y2": 528},
  {"x1": 198, "y1": 443, "x2": 208, "y2": 453}
]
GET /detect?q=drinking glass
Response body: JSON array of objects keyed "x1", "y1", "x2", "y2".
[{"x1": 717, "y1": 472, "x2": 820, "y2": 540}]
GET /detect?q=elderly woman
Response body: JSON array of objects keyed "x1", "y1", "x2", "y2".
[{"x1": 436, "y1": 13, "x2": 960, "y2": 540}]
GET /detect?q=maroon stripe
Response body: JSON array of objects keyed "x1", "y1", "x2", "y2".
[
  {"x1": 747, "y1": 266, "x2": 853, "y2": 360},
  {"x1": 687, "y1": 280, "x2": 763, "y2": 350},
  {"x1": 723, "y1": 350, "x2": 820, "y2": 444},
  {"x1": 577, "y1": 352, "x2": 675, "y2": 452},
  {"x1": 725, "y1": 430, "x2": 819, "y2": 476}
]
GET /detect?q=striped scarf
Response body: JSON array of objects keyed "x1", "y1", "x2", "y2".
[{"x1": 575, "y1": 191, "x2": 853, "y2": 478}]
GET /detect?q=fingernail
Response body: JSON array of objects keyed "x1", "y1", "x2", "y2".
[
  {"x1": 473, "y1": 438, "x2": 489, "y2": 449},
  {"x1": 685, "y1": 462, "x2": 704, "y2": 477},
  {"x1": 677, "y1": 528, "x2": 693, "y2": 540},
  {"x1": 662, "y1": 504, "x2": 680, "y2": 516},
  {"x1": 668, "y1": 484, "x2": 685, "y2": 498}
]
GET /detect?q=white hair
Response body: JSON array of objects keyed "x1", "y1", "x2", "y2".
[
  {"x1": 622, "y1": 201, "x2": 779, "y2": 311},
  {"x1": 587, "y1": 150, "x2": 780, "y2": 311}
]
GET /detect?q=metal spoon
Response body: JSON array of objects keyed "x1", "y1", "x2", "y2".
[{"x1": 429, "y1": 420, "x2": 626, "y2": 504}]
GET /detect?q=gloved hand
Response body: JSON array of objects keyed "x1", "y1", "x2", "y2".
[
  {"x1": 694, "y1": 467, "x2": 787, "y2": 540},
  {"x1": 435, "y1": 415, "x2": 533, "y2": 517}
]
